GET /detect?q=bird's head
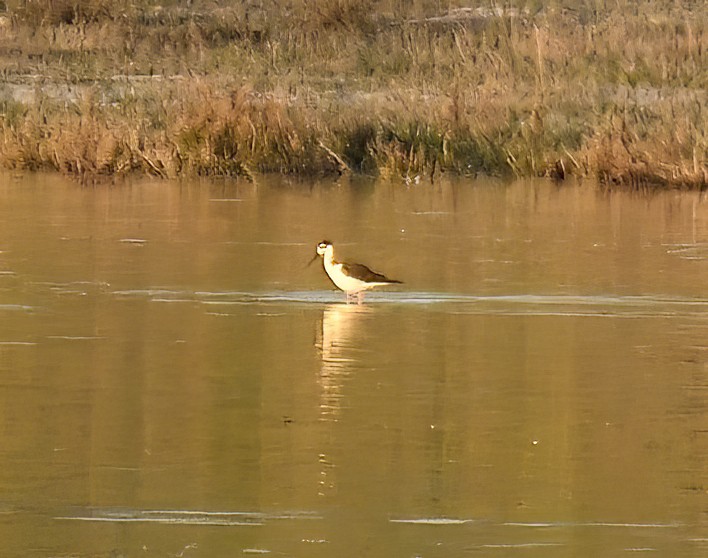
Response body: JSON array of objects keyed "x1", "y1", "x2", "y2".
[
  {"x1": 307, "y1": 240, "x2": 333, "y2": 267},
  {"x1": 316, "y1": 240, "x2": 333, "y2": 256}
]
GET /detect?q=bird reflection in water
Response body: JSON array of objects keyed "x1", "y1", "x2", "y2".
[
  {"x1": 314, "y1": 302, "x2": 372, "y2": 497},
  {"x1": 315, "y1": 303, "x2": 372, "y2": 420}
]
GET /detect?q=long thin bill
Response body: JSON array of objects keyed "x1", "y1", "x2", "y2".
[{"x1": 305, "y1": 254, "x2": 319, "y2": 268}]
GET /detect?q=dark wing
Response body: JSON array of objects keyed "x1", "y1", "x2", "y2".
[{"x1": 341, "y1": 262, "x2": 402, "y2": 284}]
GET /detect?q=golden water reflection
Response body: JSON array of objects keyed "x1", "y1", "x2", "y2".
[
  {"x1": 317, "y1": 303, "x2": 371, "y2": 419},
  {"x1": 0, "y1": 174, "x2": 705, "y2": 557}
]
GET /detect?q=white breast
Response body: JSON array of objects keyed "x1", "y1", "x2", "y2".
[{"x1": 324, "y1": 260, "x2": 367, "y2": 292}]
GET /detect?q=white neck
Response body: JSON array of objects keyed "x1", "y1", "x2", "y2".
[{"x1": 323, "y1": 245, "x2": 335, "y2": 266}]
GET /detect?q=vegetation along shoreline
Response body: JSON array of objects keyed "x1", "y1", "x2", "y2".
[{"x1": 0, "y1": 1, "x2": 705, "y2": 188}]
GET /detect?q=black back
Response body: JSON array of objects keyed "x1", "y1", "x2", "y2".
[{"x1": 341, "y1": 262, "x2": 402, "y2": 284}]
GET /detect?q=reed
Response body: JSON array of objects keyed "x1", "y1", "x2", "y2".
[{"x1": 0, "y1": 0, "x2": 705, "y2": 187}]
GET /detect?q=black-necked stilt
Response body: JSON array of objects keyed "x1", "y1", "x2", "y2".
[{"x1": 309, "y1": 240, "x2": 402, "y2": 303}]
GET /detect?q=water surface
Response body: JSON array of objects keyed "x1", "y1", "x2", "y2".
[{"x1": 0, "y1": 174, "x2": 706, "y2": 557}]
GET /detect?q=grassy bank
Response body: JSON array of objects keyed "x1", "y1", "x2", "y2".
[{"x1": 0, "y1": 0, "x2": 706, "y2": 187}]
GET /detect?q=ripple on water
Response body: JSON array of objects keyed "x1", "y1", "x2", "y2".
[
  {"x1": 0, "y1": 304, "x2": 35, "y2": 312},
  {"x1": 389, "y1": 517, "x2": 476, "y2": 525},
  {"x1": 474, "y1": 542, "x2": 566, "y2": 550},
  {"x1": 664, "y1": 243, "x2": 708, "y2": 260},
  {"x1": 502, "y1": 521, "x2": 682, "y2": 528},
  {"x1": 55, "y1": 508, "x2": 322, "y2": 526},
  {"x1": 107, "y1": 289, "x2": 708, "y2": 319},
  {"x1": 45, "y1": 335, "x2": 105, "y2": 341}
]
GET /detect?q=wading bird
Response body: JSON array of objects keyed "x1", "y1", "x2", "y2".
[{"x1": 308, "y1": 240, "x2": 402, "y2": 303}]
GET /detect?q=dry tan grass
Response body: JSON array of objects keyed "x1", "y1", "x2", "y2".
[{"x1": 0, "y1": 0, "x2": 705, "y2": 187}]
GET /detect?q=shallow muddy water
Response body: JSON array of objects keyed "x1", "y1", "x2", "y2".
[{"x1": 0, "y1": 174, "x2": 706, "y2": 557}]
